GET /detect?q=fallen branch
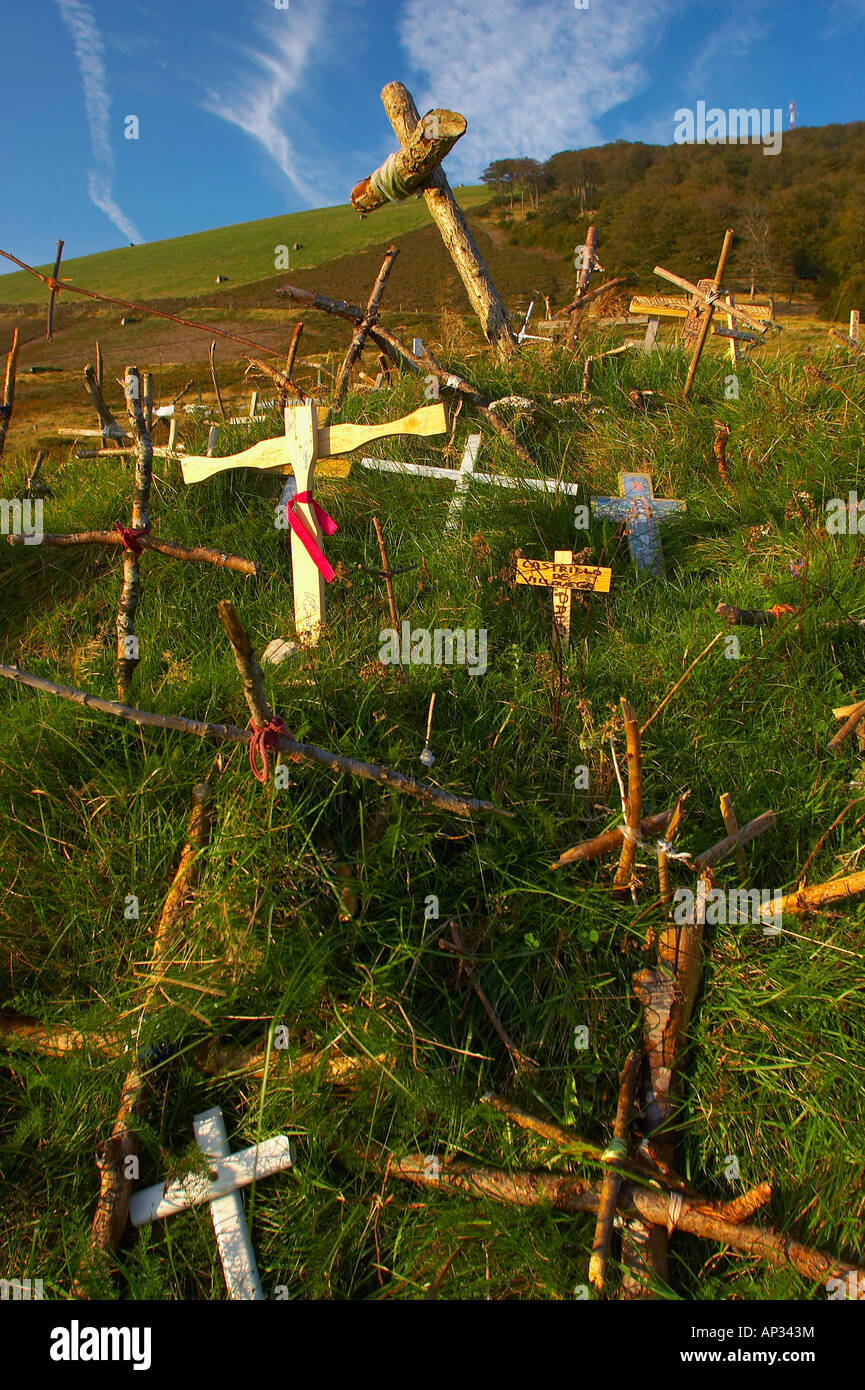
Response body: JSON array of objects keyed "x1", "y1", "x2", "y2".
[
  {"x1": 443, "y1": 922, "x2": 536, "y2": 1070},
  {"x1": 327, "y1": 246, "x2": 399, "y2": 420},
  {"x1": 0, "y1": 663, "x2": 513, "y2": 819},
  {"x1": 758, "y1": 868, "x2": 865, "y2": 919},
  {"x1": 368, "y1": 1148, "x2": 865, "y2": 1291}
]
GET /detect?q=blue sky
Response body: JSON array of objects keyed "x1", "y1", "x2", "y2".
[{"x1": 1, "y1": 0, "x2": 863, "y2": 273}]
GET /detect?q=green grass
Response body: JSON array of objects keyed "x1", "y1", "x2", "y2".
[
  {"x1": 1, "y1": 326, "x2": 864, "y2": 1301},
  {"x1": 0, "y1": 188, "x2": 491, "y2": 306}
]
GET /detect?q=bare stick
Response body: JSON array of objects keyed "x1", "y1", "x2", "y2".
[
  {"x1": 115, "y1": 367, "x2": 152, "y2": 697},
  {"x1": 613, "y1": 700, "x2": 643, "y2": 893},
  {"x1": 277, "y1": 284, "x2": 535, "y2": 468},
  {"x1": 640, "y1": 632, "x2": 724, "y2": 736},
  {"x1": 84, "y1": 363, "x2": 128, "y2": 445},
  {"x1": 6, "y1": 530, "x2": 258, "y2": 576},
  {"x1": 372, "y1": 1150, "x2": 864, "y2": 1290},
  {"x1": 217, "y1": 599, "x2": 273, "y2": 727},
  {"x1": 658, "y1": 796, "x2": 688, "y2": 906},
  {"x1": 328, "y1": 246, "x2": 399, "y2": 420},
  {"x1": 694, "y1": 811, "x2": 776, "y2": 872},
  {"x1": 684, "y1": 229, "x2": 733, "y2": 398},
  {"x1": 567, "y1": 225, "x2": 599, "y2": 351},
  {"x1": 95, "y1": 340, "x2": 104, "y2": 393},
  {"x1": 47, "y1": 238, "x2": 64, "y2": 341},
  {"x1": 379, "y1": 83, "x2": 515, "y2": 358},
  {"x1": 209, "y1": 340, "x2": 227, "y2": 420},
  {"x1": 828, "y1": 702, "x2": 865, "y2": 753},
  {"x1": 758, "y1": 868, "x2": 865, "y2": 919},
  {"x1": 372, "y1": 516, "x2": 400, "y2": 631},
  {"x1": 797, "y1": 799, "x2": 858, "y2": 884},
  {"x1": 79, "y1": 783, "x2": 214, "y2": 1279},
  {"x1": 444, "y1": 921, "x2": 536, "y2": 1069},
  {"x1": 719, "y1": 791, "x2": 749, "y2": 877},
  {"x1": 551, "y1": 809, "x2": 675, "y2": 871},
  {"x1": 0, "y1": 665, "x2": 512, "y2": 819},
  {"x1": 589, "y1": 1048, "x2": 642, "y2": 1292},
  {"x1": 0, "y1": 327, "x2": 20, "y2": 457}
]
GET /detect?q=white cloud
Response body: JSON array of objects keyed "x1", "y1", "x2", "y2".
[
  {"x1": 201, "y1": 9, "x2": 326, "y2": 207},
  {"x1": 56, "y1": 0, "x2": 143, "y2": 242},
  {"x1": 398, "y1": 0, "x2": 676, "y2": 177}
]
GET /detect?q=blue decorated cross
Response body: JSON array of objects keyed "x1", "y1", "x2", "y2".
[{"x1": 592, "y1": 472, "x2": 686, "y2": 577}]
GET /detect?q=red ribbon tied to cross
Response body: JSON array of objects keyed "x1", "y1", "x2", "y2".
[
  {"x1": 248, "y1": 715, "x2": 288, "y2": 783},
  {"x1": 286, "y1": 492, "x2": 338, "y2": 582},
  {"x1": 114, "y1": 522, "x2": 152, "y2": 554}
]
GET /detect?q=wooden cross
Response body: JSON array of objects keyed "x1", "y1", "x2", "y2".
[
  {"x1": 637, "y1": 229, "x2": 778, "y2": 395},
  {"x1": 128, "y1": 1106, "x2": 294, "y2": 1300},
  {"x1": 180, "y1": 400, "x2": 448, "y2": 645},
  {"x1": 591, "y1": 472, "x2": 686, "y2": 577},
  {"x1": 6, "y1": 367, "x2": 257, "y2": 697},
  {"x1": 514, "y1": 550, "x2": 611, "y2": 649},
  {"x1": 357, "y1": 434, "x2": 584, "y2": 537},
  {"x1": 351, "y1": 82, "x2": 516, "y2": 358}
]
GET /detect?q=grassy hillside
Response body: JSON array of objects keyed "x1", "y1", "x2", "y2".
[
  {"x1": 483, "y1": 122, "x2": 865, "y2": 315},
  {"x1": 1, "y1": 321, "x2": 864, "y2": 1300},
  {"x1": 0, "y1": 187, "x2": 491, "y2": 306}
]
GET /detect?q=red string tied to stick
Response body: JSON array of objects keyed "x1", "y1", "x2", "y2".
[
  {"x1": 114, "y1": 522, "x2": 151, "y2": 554},
  {"x1": 286, "y1": 492, "x2": 338, "y2": 582},
  {"x1": 248, "y1": 715, "x2": 288, "y2": 783}
]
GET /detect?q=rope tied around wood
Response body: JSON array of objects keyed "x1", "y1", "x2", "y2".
[
  {"x1": 367, "y1": 150, "x2": 416, "y2": 205},
  {"x1": 113, "y1": 522, "x2": 151, "y2": 554},
  {"x1": 248, "y1": 715, "x2": 288, "y2": 783}
]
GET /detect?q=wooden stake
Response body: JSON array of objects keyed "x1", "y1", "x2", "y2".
[
  {"x1": 46, "y1": 238, "x2": 64, "y2": 342},
  {"x1": 719, "y1": 791, "x2": 749, "y2": 877},
  {"x1": 379, "y1": 83, "x2": 516, "y2": 359},
  {"x1": 84, "y1": 362, "x2": 127, "y2": 445},
  {"x1": 684, "y1": 228, "x2": 733, "y2": 398},
  {"x1": 217, "y1": 600, "x2": 274, "y2": 727},
  {"x1": 328, "y1": 246, "x2": 399, "y2": 420},
  {"x1": 78, "y1": 783, "x2": 214, "y2": 1279},
  {"x1": 589, "y1": 1049, "x2": 642, "y2": 1292},
  {"x1": 117, "y1": 366, "x2": 152, "y2": 697},
  {"x1": 0, "y1": 327, "x2": 20, "y2": 458},
  {"x1": 209, "y1": 340, "x2": 227, "y2": 420},
  {"x1": 613, "y1": 700, "x2": 643, "y2": 893},
  {"x1": 550, "y1": 809, "x2": 676, "y2": 870}
]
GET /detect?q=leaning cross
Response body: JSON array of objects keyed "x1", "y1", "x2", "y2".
[
  {"x1": 592, "y1": 472, "x2": 686, "y2": 577},
  {"x1": 638, "y1": 229, "x2": 778, "y2": 395},
  {"x1": 180, "y1": 400, "x2": 448, "y2": 644},
  {"x1": 351, "y1": 82, "x2": 516, "y2": 358},
  {"x1": 128, "y1": 1105, "x2": 294, "y2": 1300},
  {"x1": 514, "y1": 550, "x2": 612, "y2": 650}
]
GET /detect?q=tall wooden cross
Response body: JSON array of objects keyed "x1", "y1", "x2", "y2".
[
  {"x1": 180, "y1": 400, "x2": 448, "y2": 645},
  {"x1": 592, "y1": 473, "x2": 686, "y2": 577},
  {"x1": 129, "y1": 1105, "x2": 294, "y2": 1300},
  {"x1": 635, "y1": 230, "x2": 777, "y2": 395},
  {"x1": 514, "y1": 550, "x2": 612, "y2": 650}
]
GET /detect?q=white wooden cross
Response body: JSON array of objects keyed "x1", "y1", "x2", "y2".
[
  {"x1": 359, "y1": 435, "x2": 584, "y2": 536},
  {"x1": 180, "y1": 400, "x2": 448, "y2": 646},
  {"x1": 592, "y1": 472, "x2": 686, "y2": 577},
  {"x1": 514, "y1": 551, "x2": 612, "y2": 650},
  {"x1": 128, "y1": 1106, "x2": 294, "y2": 1301}
]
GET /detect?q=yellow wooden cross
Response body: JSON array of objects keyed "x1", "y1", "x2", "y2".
[
  {"x1": 180, "y1": 401, "x2": 447, "y2": 647},
  {"x1": 514, "y1": 549, "x2": 611, "y2": 650}
]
